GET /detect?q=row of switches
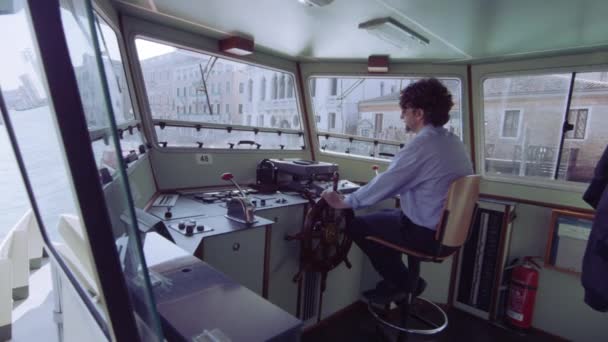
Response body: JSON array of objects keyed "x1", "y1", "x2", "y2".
[{"x1": 251, "y1": 198, "x2": 288, "y2": 207}]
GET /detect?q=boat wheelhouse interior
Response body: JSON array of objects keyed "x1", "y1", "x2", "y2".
[{"x1": 1, "y1": 0, "x2": 607, "y2": 341}]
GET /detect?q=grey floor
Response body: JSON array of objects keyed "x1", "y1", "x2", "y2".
[{"x1": 10, "y1": 261, "x2": 58, "y2": 342}]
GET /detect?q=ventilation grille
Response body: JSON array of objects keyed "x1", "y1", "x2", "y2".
[{"x1": 302, "y1": 272, "x2": 318, "y2": 320}]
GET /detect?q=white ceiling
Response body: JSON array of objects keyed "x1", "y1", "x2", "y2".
[{"x1": 114, "y1": 0, "x2": 608, "y2": 62}]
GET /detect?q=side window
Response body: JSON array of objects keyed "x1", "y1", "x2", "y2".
[
  {"x1": 135, "y1": 38, "x2": 304, "y2": 150},
  {"x1": 1, "y1": 3, "x2": 160, "y2": 339},
  {"x1": 483, "y1": 71, "x2": 608, "y2": 183},
  {"x1": 311, "y1": 77, "x2": 462, "y2": 160},
  {"x1": 91, "y1": 13, "x2": 145, "y2": 176}
]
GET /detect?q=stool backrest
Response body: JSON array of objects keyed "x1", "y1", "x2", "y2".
[{"x1": 435, "y1": 175, "x2": 481, "y2": 248}]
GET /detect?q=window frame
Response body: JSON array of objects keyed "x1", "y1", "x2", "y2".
[
  {"x1": 476, "y1": 64, "x2": 608, "y2": 192},
  {"x1": 130, "y1": 34, "x2": 306, "y2": 152},
  {"x1": 306, "y1": 73, "x2": 466, "y2": 163}
]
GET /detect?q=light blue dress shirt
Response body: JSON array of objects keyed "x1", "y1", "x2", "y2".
[{"x1": 345, "y1": 125, "x2": 473, "y2": 230}]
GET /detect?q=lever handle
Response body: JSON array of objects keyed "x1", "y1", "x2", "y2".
[
  {"x1": 332, "y1": 172, "x2": 340, "y2": 191},
  {"x1": 221, "y1": 172, "x2": 246, "y2": 197}
]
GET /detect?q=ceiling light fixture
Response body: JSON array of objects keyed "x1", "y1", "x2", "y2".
[
  {"x1": 219, "y1": 36, "x2": 254, "y2": 56},
  {"x1": 358, "y1": 17, "x2": 429, "y2": 48},
  {"x1": 297, "y1": 0, "x2": 334, "y2": 7},
  {"x1": 368, "y1": 55, "x2": 389, "y2": 73}
]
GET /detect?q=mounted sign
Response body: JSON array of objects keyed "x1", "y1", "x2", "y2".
[{"x1": 196, "y1": 154, "x2": 213, "y2": 165}]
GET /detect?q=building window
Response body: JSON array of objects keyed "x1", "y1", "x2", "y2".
[
  {"x1": 238, "y1": 104, "x2": 243, "y2": 114},
  {"x1": 330, "y1": 78, "x2": 337, "y2": 96},
  {"x1": 287, "y1": 78, "x2": 294, "y2": 98},
  {"x1": 566, "y1": 108, "x2": 588, "y2": 140},
  {"x1": 271, "y1": 116, "x2": 277, "y2": 127},
  {"x1": 311, "y1": 78, "x2": 316, "y2": 97},
  {"x1": 216, "y1": 103, "x2": 221, "y2": 114},
  {"x1": 260, "y1": 77, "x2": 266, "y2": 100},
  {"x1": 248, "y1": 79, "x2": 253, "y2": 102},
  {"x1": 225, "y1": 104, "x2": 229, "y2": 114},
  {"x1": 239, "y1": 82, "x2": 244, "y2": 94},
  {"x1": 257, "y1": 115, "x2": 264, "y2": 126},
  {"x1": 328, "y1": 112, "x2": 336, "y2": 129},
  {"x1": 247, "y1": 115, "x2": 252, "y2": 125},
  {"x1": 374, "y1": 113, "x2": 383, "y2": 136},
  {"x1": 272, "y1": 75, "x2": 278, "y2": 99},
  {"x1": 380, "y1": 82, "x2": 385, "y2": 96},
  {"x1": 226, "y1": 81, "x2": 230, "y2": 93},
  {"x1": 279, "y1": 75, "x2": 285, "y2": 99},
  {"x1": 315, "y1": 115, "x2": 321, "y2": 123},
  {"x1": 501, "y1": 110, "x2": 521, "y2": 138}
]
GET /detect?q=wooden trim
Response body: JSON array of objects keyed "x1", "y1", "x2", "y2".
[
  {"x1": 447, "y1": 248, "x2": 461, "y2": 308},
  {"x1": 262, "y1": 225, "x2": 272, "y2": 299},
  {"x1": 143, "y1": 191, "x2": 158, "y2": 211},
  {"x1": 317, "y1": 280, "x2": 324, "y2": 323},
  {"x1": 544, "y1": 210, "x2": 560, "y2": 268},
  {"x1": 544, "y1": 209, "x2": 593, "y2": 276},
  {"x1": 489, "y1": 204, "x2": 512, "y2": 321},
  {"x1": 467, "y1": 64, "x2": 477, "y2": 172},
  {"x1": 365, "y1": 236, "x2": 445, "y2": 261},
  {"x1": 296, "y1": 277, "x2": 303, "y2": 319},
  {"x1": 480, "y1": 193, "x2": 594, "y2": 215},
  {"x1": 296, "y1": 204, "x2": 308, "y2": 319},
  {"x1": 302, "y1": 301, "x2": 366, "y2": 334},
  {"x1": 296, "y1": 62, "x2": 316, "y2": 161},
  {"x1": 195, "y1": 238, "x2": 205, "y2": 260}
]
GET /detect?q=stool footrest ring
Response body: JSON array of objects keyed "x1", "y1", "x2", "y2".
[{"x1": 367, "y1": 297, "x2": 448, "y2": 335}]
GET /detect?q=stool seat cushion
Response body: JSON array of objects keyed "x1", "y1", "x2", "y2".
[{"x1": 365, "y1": 236, "x2": 455, "y2": 261}]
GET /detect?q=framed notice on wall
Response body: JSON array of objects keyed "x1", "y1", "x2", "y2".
[{"x1": 544, "y1": 209, "x2": 594, "y2": 275}]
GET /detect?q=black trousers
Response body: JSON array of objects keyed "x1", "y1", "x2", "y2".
[{"x1": 347, "y1": 209, "x2": 454, "y2": 290}]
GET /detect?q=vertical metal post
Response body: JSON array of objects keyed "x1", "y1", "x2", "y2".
[{"x1": 554, "y1": 72, "x2": 577, "y2": 179}]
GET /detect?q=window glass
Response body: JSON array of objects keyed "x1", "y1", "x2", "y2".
[
  {"x1": 559, "y1": 72, "x2": 608, "y2": 182},
  {"x1": 135, "y1": 38, "x2": 303, "y2": 149},
  {"x1": 78, "y1": 13, "x2": 144, "y2": 174},
  {"x1": 155, "y1": 126, "x2": 303, "y2": 150},
  {"x1": 57, "y1": 2, "x2": 162, "y2": 339},
  {"x1": 0, "y1": 0, "x2": 101, "y2": 333},
  {"x1": 310, "y1": 77, "x2": 462, "y2": 159},
  {"x1": 483, "y1": 74, "x2": 571, "y2": 180}
]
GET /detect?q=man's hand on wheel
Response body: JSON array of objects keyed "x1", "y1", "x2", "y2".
[{"x1": 321, "y1": 190, "x2": 351, "y2": 209}]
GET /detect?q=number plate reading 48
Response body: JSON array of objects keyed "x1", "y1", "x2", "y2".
[{"x1": 196, "y1": 154, "x2": 213, "y2": 165}]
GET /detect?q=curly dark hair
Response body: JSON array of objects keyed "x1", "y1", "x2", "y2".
[{"x1": 399, "y1": 78, "x2": 453, "y2": 127}]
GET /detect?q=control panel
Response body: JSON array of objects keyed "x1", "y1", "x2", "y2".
[{"x1": 166, "y1": 216, "x2": 214, "y2": 236}]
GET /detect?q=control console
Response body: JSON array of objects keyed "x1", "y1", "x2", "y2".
[{"x1": 166, "y1": 216, "x2": 214, "y2": 236}]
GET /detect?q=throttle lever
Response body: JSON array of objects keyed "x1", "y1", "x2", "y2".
[
  {"x1": 221, "y1": 172, "x2": 247, "y2": 197},
  {"x1": 332, "y1": 172, "x2": 340, "y2": 192}
]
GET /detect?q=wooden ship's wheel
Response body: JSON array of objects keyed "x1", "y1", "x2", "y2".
[{"x1": 286, "y1": 172, "x2": 354, "y2": 294}]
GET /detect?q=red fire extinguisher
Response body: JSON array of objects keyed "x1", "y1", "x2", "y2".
[{"x1": 507, "y1": 257, "x2": 541, "y2": 329}]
